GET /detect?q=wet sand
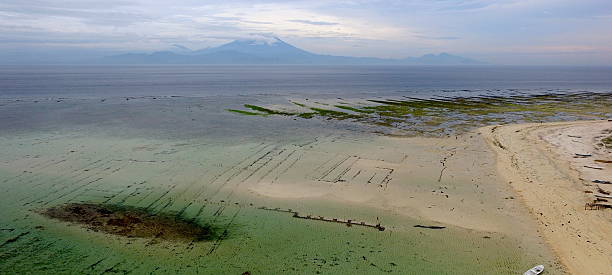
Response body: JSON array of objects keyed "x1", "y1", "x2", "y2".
[{"x1": 481, "y1": 120, "x2": 612, "y2": 274}]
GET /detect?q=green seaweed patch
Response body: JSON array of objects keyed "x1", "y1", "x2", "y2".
[
  {"x1": 363, "y1": 104, "x2": 426, "y2": 117},
  {"x1": 227, "y1": 109, "x2": 264, "y2": 116},
  {"x1": 297, "y1": 112, "x2": 316, "y2": 119},
  {"x1": 602, "y1": 135, "x2": 612, "y2": 149},
  {"x1": 309, "y1": 107, "x2": 363, "y2": 120},
  {"x1": 244, "y1": 104, "x2": 294, "y2": 116},
  {"x1": 41, "y1": 203, "x2": 224, "y2": 242},
  {"x1": 291, "y1": 101, "x2": 307, "y2": 107},
  {"x1": 227, "y1": 103, "x2": 365, "y2": 121},
  {"x1": 358, "y1": 93, "x2": 611, "y2": 134},
  {"x1": 334, "y1": 105, "x2": 375, "y2": 114}
]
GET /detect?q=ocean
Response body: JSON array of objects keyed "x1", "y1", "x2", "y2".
[{"x1": 1, "y1": 65, "x2": 611, "y2": 98}]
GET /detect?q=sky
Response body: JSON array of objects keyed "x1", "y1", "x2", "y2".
[{"x1": 1, "y1": 0, "x2": 611, "y2": 65}]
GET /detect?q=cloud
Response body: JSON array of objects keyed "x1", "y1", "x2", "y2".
[
  {"x1": 433, "y1": 0, "x2": 508, "y2": 11},
  {"x1": 413, "y1": 35, "x2": 460, "y2": 40},
  {"x1": 0, "y1": 0, "x2": 611, "y2": 64},
  {"x1": 288, "y1": 19, "x2": 339, "y2": 26}
]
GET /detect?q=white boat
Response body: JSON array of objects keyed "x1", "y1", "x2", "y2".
[{"x1": 524, "y1": 265, "x2": 544, "y2": 275}]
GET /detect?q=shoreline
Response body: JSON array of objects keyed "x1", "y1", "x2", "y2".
[{"x1": 480, "y1": 120, "x2": 612, "y2": 274}]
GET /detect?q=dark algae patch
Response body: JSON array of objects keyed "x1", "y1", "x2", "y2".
[
  {"x1": 602, "y1": 135, "x2": 612, "y2": 149},
  {"x1": 228, "y1": 92, "x2": 612, "y2": 136},
  {"x1": 41, "y1": 203, "x2": 218, "y2": 242}
]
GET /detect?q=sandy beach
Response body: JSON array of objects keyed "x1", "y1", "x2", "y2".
[{"x1": 481, "y1": 120, "x2": 612, "y2": 274}]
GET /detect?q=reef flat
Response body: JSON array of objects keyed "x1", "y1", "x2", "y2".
[{"x1": 228, "y1": 92, "x2": 612, "y2": 136}]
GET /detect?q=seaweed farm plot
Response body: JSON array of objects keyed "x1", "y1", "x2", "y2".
[
  {"x1": 0, "y1": 129, "x2": 563, "y2": 274},
  {"x1": 227, "y1": 92, "x2": 612, "y2": 136},
  {"x1": 312, "y1": 155, "x2": 394, "y2": 188}
]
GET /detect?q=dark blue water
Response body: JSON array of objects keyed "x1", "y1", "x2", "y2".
[{"x1": 1, "y1": 65, "x2": 611, "y2": 98}]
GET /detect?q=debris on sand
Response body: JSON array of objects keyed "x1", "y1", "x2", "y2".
[
  {"x1": 413, "y1": 225, "x2": 446, "y2": 230},
  {"x1": 41, "y1": 203, "x2": 216, "y2": 242}
]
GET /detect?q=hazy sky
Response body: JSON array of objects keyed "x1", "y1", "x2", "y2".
[{"x1": 1, "y1": 0, "x2": 611, "y2": 65}]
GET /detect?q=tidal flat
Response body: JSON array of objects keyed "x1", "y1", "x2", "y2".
[
  {"x1": 228, "y1": 92, "x2": 612, "y2": 136},
  {"x1": 2, "y1": 92, "x2": 603, "y2": 273}
]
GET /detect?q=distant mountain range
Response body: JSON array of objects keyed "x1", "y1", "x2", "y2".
[{"x1": 104, "y1": 37, "x2": 484, "y2": 65}]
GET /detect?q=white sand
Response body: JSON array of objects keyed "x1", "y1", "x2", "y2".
[
  {"x1": 244, "y1": 134, "x2": 546, "y2": 235},
  {"x1": 480, "y1": 120, "x2": 612, "y2": 275}
]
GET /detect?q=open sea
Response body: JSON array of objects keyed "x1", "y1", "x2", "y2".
[{"x1": 1, "y1": 65, "x2": 611, "y2": 98}]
